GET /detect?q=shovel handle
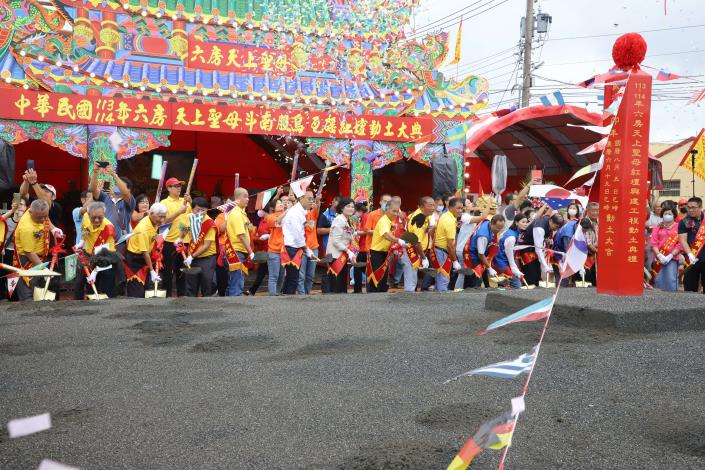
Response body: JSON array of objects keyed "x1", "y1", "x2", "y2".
[{"x1": 0, "y1": 263, "x2": 21, "y2": 273}]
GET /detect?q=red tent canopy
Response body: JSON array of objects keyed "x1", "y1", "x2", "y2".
[{"x1": 466, "y1": 105, "x2": 606, "y2": 177}]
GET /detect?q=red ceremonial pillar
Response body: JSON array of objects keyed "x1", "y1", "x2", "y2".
[{"x1": 596, "y1": 69, "x2": 652, "y2": 296}]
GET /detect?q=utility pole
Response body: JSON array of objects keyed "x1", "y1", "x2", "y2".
[{"x1": 521, "y1": 0, "x2": 534, "y2": 107}]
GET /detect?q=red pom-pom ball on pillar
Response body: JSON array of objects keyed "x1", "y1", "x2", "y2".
[{"x1": 612, "y1": 33, "x2": 647, "y2": 70}]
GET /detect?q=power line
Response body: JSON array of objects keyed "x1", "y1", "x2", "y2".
[
  {"x1": 405, "y1": 0, "x2": 511, "y2": 40},
  {"x1": 409, "y1": 0, "x2": 495, "y2": 34},
  {"x1": 540, "y1": 48, "x2": 705, "y2": 67},
  {"x1": 408, "y1": 0, "x2": 500, "y2": 38},
  {"x1": 545, "y1": 23, "x2": 705, "y2": 42}
]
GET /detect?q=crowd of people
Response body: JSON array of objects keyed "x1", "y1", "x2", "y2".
[{"x1": 0, "y1": 163, "x2": 704, "y2": 302}]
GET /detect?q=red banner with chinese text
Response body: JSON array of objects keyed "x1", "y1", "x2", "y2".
[
  {"x1": 597, "y1": 70, "x2": 652, "y2": 296},
  {"x1": 186, "y1": 38, "x2": 335, "y2": 76},
  {"x1": 0, "y1": 87, "x2": 439, "y2": 143}
]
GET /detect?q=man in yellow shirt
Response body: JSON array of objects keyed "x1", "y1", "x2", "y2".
[
  {"x1": 125, "y1": 203, "x2": 167, "y2": 297},
  {"x1": 183, "y1": 197, "x2": 218, "y2": 297},
  {"x1": 401, "y1": 196, "x2": 436, "y2": 292},
  {"x1": 432, "y1": 197, "x2": 464, "y2": 292},
  {"x1": 160, "y1": 177, "x2": 192, "y2": 297},
  {"x1": 75, "y1": 201, "x2": 117, "y2": 299},
  {"x1": 225, "y1": 187, "x2": 255, "y2": 296},
  {"x1": 367, "y1": 199, "x2": 406, "y2": 293},
  {"x1": 13, "y1": 199, "x2": 55, "y2": 301}
]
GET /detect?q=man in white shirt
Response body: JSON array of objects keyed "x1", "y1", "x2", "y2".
[{"x1": 281, "y1": 190, "x2": 316, "y2": 294}]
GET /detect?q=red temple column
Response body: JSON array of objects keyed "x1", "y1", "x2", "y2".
[{"x1": 596, "y1": 34, "x2": 652, "y2": 296}]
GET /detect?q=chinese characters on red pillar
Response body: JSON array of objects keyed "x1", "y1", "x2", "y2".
[{"x1": 597, "y1": 71, "x2": 652, "y2": 296}]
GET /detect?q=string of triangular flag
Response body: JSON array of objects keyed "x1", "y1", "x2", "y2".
[{"x1": 443, "y1": 74, "x2": 631, "y2": 469}]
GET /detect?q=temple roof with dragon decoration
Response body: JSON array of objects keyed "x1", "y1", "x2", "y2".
[{"x1": 0, "y1": 0, "x2": 490, "y2": 119}]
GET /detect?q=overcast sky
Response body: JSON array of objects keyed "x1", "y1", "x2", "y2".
[{"x1": 412, "y1": 0, "x2": 705, "y2": 143}]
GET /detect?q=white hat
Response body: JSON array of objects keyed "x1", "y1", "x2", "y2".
[{"x1": 42, "y1": 184, "x2": 57, "y2": 198}]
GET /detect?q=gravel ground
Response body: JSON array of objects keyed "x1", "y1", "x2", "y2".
[{"x1": 1, "y1": 293, "x2": 704, "y2": 470}]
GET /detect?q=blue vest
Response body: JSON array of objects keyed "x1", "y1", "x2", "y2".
[
  {"x1": 494, "y1": 228, "x2": 519, "y2": 270},
  {"x1": 553, "y1": 220, "x2": 577, "y2": 261},
  {"x1": 469, "y1": 220, "x2": 491, "y2": 264}
]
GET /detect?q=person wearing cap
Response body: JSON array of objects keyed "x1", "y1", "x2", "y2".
[
  {"x1": 125, "y1": 203, "x2": 167, "y2": 297},
  {"x1": 19, "y1": 169, "x2": 64, "y2": 228},
  {"x1": 677, "y1": 198, "x2": 688, "y2": 222},
  {"x1": 281, "y1": 189, "x2": 316, "y2": 295},
  {"x1": 159, "y1": 176, "x2": 192, "y2": 297}
]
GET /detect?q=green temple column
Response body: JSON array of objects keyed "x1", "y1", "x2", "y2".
[
  {"x1": 350, "y1": 140, "x2": 374, "y2": 204},
  {"x1": 88, "y1": 125, "x2": 118, "y2": 190}
]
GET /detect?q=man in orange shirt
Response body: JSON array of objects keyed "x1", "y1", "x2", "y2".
[
  {"x1": 263, "y1": 197, "x2": 287, "y2": 295},
  {"x1": 297, "y1": 195, "x2": 321, "y2": 295}
]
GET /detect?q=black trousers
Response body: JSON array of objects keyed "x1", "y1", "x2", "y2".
[
  {"x1": 216, "y1": 253, "x2": 229, "y2": 296},
  {"x1": 328, "y1": 265, "x2": 350, "y2": 294},
  {"x1": 161, "y1": 241, "x2": 186, "y2": 297},
  {"x1": 523, "y1": 259, "x2": 541, "y2": 287},
  {"x1": 248, "y1": 262, "x2": 268, "y2": 295},
  {"x1": 584, "y1": 263, "x2": 597, "y2": 286},
  {"x1": 125, "y1": 251, "x2": 154, "y2": 298},
  {"x1": 15, "y1": 254, "x2": 50, "y2": 301},
  {"x1": 552, "y1": 265, "x2": 570, "y2": 287},
  {"x1": 684, "y1": 261, "x2": 705, "y2": 293},
  {"x1": 74, "y1": 265, "x2": 116, "y2": 299},
  {"x1": 185, "y1": 255, "x2": 216, "y2": 297},
  {"x1": 367, "y1": 250, "x2": 389, "y2": 293},
  {"x1": 283, "y1": 246, "x2": 302, "y2": 295},
  {"x1": 353, "y1": 252, "x2": 367, "y2": 293}
]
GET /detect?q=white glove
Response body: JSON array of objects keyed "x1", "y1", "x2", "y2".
[
  {"x1": 184, "y1": 255, "x2": 193, "y2": 267},
  {"x1": 260, "y1": 233, "x2": 270, "y2": 241},
  {"x1": 175, "y1": 238, "x2": 183, "y2": 246},
  {"x1": 346, "y1": 250, "x2": 356, "y2": 263},
  {"x1": 86, "y1": 269, "x2": 98, "y2": 284},
  {"x1": 397, "y1": 239, "x2": 406, "y2": 248},
  {"x1": 94, "y1": 243, "x2": 110, "y2": 255},
  {"x1": 688, "y1": 253, "x2": 698, "y2": 264},
  {"x1": 665, "y1": 253, "x2": 673, "y2": 263},
  {"x1": 511, "y1": 267, "x2": 523, "y2": 278},
  {"x1": 488, "y1": 267, "x2": 498, "y2": 277},
  {"x1": 305, "y1": 248, "x2": 314, "y2": 258},
  {"x1": 51, "y1": 227, "x2": 64, "y2": 238},
  {"x1": 74, "y1": 240, "x2": 85, "y2": 250},
  {"x1": 579, "y1": 268, "x2": 586, "y2": 277},
  {"x1": 540, "y1": 262, "x2": 550, "y2": 274},
  {"x1": 150, "y1": 270, "x2": 161, "y2": 283},
  {"x1": 656, "y1": 253, "x2": 668, "y2": 264},
  {"x1": 353, "y1": 230, "x2": 361, "y2": 237},
  {"x1": 421, "y1": 258, "x2": 429, "y2": 269},
  {"x1": 248, "y1": 252, "x2": 256, "y2": 261},
  {"x1": 452, "y1": 260, "x2": 462, "y2": 271}
]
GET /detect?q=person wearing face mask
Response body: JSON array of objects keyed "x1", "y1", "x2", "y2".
[
  {"x1": 453, "y1": 200, "x2": 490, "y2": 290},
  {"x1": 552, "y1": 204, "x2": 580, "y2": 287},
  {"x1": 493, "y1": 213, "x2": 530, "y2": 288},
  {"x1": 517, "y1": 205, "x2": 563, "y2": 287},
  {"x1": 367, "y1": 199, "x2": 406, "y2": 293},
  {"x1": 650, "y1": 205, "x2": 681, "y2": 292},
  {"x1": 431, "y1": 197, "x2": 464, "y2": 292},
  {"x1": 466, "y1": 214, "x2": 506, "y2": 288},
  {"x1": 326, "y1": 198, "x2": 356, "y2": 293},
  {"x1": 183, "y1": 197, "x2": 218, "y2": 297},
  {"x1": 401, "y1": 196, "x2": 435, "y2": 292}
]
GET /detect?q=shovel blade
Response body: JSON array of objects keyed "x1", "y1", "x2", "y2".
[
  {"x1": 87, "y1": 294, "x2": 109, "y2": 300},
  {"x1": 33, "y1": 289, "x2": 56, "y2": 301},
  {"x1": 145, "y1": 290, "x2": 166, "y2": 298}
]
